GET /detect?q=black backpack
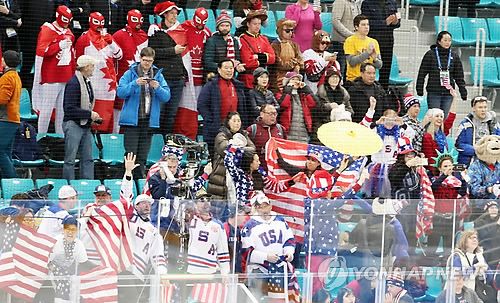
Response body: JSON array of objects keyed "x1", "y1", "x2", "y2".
[
  {"x1": 38, "y1": 135, "x2": 66, "y2": 161},
  {"x1": 12, "y1": 121, "x2": 43, "y2": 161}
]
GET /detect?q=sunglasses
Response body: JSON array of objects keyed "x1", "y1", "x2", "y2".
[
  {"x1": 283, "y1": 28, "x2": 295, "y2": 33},
  {"x1": 472, "y1": 96, "x2": 487, "y2": 105},
  {"x1": 321, "y1": 41, "x2": 330, "y2": 45}
]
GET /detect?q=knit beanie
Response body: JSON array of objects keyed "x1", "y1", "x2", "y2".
[
  {"x1": 3, "y1": 50, "x2": 21, "y2": 68},
  {"x1": 216, "y1": 10, "x2": 232, "y2": 28},
  {"x1": 403, "y1": 94, "x2": 420, "y2": 111}
]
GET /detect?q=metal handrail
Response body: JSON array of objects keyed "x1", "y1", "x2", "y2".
[
  {"x1": 473, "y1": 28, "x2": 486, "y2": 96},
  {"x1": 411, "y1": 25, "x2": 420, "y2": 95}
]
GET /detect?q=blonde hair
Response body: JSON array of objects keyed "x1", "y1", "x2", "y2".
[
  {"x1": 383, "y1": 109, "x2": 397, "y2": 117},
  {"x1": 456, "y1": 229, "x2": 481, "y2": 253},
  {"x1": 426, "y1": 110, "x2": 445, "y2": 140}
]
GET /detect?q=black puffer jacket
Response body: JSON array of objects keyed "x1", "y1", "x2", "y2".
[
  {"x1": 206, "y1": 127, "x2": 255, "y2": 198},
  {"x1": 416, "y1": 44, "x2": 467, "y2": 99},
  {"x1": 247, "y1": 88, "x2": 279, "y2": 121},
  {"x1": 348, "y1": 77, "x2": 386, "y2": 123},
  {"x1": 148, "y1": 27, "x2": 187, "y2": 81}
]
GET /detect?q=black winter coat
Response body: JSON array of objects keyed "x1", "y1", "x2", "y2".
[
  {"x1": 148, "y1": 28, "x2": 187, "y2": 81},
  {"x1": 416, "y1": 44, "x2": 467, "y2": 99}
]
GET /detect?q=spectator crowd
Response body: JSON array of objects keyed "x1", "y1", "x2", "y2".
[{"x1": 0, "y1": 0, "x2": 500, "y2": 302}]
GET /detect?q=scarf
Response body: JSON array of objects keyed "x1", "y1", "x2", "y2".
[
  {"x1": 377, "y1": 125, "x2": 400, "y2": 140},
  {"x1": 434, "y1": 129, "x2": 448, "y2": 152},
  {"x1": 442, "y1": 175, "x2": 462, "y2": 187},
  {"x1": 135, "y1": 64, "x2": 154, "y2": 119},
  {"x1": 325, "y1": 85, "x2": 344, "y2": 103},
  {"x1": 393, "y1": 289, "x2": 409, "y2": 303},
  {"x1": 256, "y1": 85, "x2": 267, "y2": 96},
  {"x1": 226, "y1": 35, "x2": 235, "y2": 60},
  {"x1": 75, "y1": 71, "x2": 94, "y2": 126}
]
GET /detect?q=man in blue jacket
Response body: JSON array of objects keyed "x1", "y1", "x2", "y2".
[
  {"x1": 456, "y1": 96, "x2": 500, "y2": 165},
  {"x1": 197, "y1": 58, "x2": 247, "y2": 158},
  {"x1": 117, "y1": 47, "x2": 171, "y2": 179}
]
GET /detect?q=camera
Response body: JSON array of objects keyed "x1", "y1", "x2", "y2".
[
  {"x1": 94, "y1": 118, "x2": 103, "y2": 125},
  {"x1": 170, "y1": 182, "x2": 187, "y2": 197},
  {"x1": 385, "y1": 118, "x2": 396, "y2": 125},
  {"x1": 453, "y1": 163, "x2": 467, "y2": 172}
]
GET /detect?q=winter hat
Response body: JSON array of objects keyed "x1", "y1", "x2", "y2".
[
  {"x1": 426, "y1": 108, "x2": 444, "y2": 119},
  {"x1": 404, "y1": 94, "x2": 420, "y2": 111},
  {"x1": 154, "y1": 1, "x2": 180, "y2": 16},
  {"x1": 484, "y1": 200, "x2": 498, "y2": 211},
  {"x1": 330, "y1": 104, "x2": 352, "y2": 122},
  {"x1": 216, "y1": 10, "x2": 232, "y2": 28},
  {"x1": 397, "y1": 137, "x2": 416, "y2": 155},
  {"x1": 59, "y1": 185, "x2": 78, "y2": 199},
  {"x1": 325, "y1": 66, "x2": 342, "y2": 80},
  {"x1": 253, "y1": 67, "x2": 269, "y2": 80},
  {"x1": 250, "y1": 190, "x2": 270, "y2": 206},
  {"x1": 77, "y1": 55, "x2": 99, "y2": 68},
  {"x1": 3, "y1": 50, "x2": 21, "y2": 68},
  {"x1": 94, "y1": 185, "x2": 112, "y2": 196},
  {"x1": 307, "y1": 150, "x2": 323, "y2": 162},
  {"x1": 387, "y1": 271, "x2": 405, "y2": 288},
  {"x1": 134, "y1": 194, "x2": 153, "y2": 205},
  {"x1": 282, "y1": 71, "x2": 303, "y2": 87},
  {"x1": 62, "y1": 216, "x2": 78, "y2": 227}
]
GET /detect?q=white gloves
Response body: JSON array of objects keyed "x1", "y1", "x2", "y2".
[
  {"x1": 59, "y1": 39, "x2": 72, "y2": 50},
  {"x1": 492, "y1": 184, "x2": 500, "y2": 197}
]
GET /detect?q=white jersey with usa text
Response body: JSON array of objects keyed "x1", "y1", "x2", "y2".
[
  {"x1": 187, "y1": 215, "x2": 230, "y2": 275},
  {"x1": 241, "y1": 212, "x2": 296, "y2": 272},
  {"x1": 128, "y1": 211, "x2": 167, "y2": 281},
  {"x1": 371, "y1": 128, "x2": 406, "y2": 165}
]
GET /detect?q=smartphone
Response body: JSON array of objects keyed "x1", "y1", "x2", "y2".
[
  {"x1": 385, "y1": 118, "x2": 396, "y2": 125},
  {"x1": 453, "y1": 163, "x2": 467, "y2": 172},
  {"x1": 333, "y1": 51, "x2": 339, "y2": 56},
  {"x1": 418, "y1": 158, "x2": 428, "y2": 166},
  {"x1": 396, "y1": 12, "x2": 401, "y2": 19}
]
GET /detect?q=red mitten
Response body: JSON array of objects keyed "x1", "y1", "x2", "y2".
[{"x1": 103, "y1": 34, "x2": 113, "y2": 44}]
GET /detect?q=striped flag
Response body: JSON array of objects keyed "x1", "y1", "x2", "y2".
[
  {"x1": 79, "y1": 265, "x2": 118, "y2": 303},
  {"x1": 0, "y1": 224, "x2": 57, "y2": 302},
  {"x1": 162, "y1": 283, "x2": 181, "y2": 303},
  {"x1": 265, "y1": 257, "x2": 301, "y2": 303},
  {"x1": 264, "y1": 138, "x2": 357, "y2": 243},
  {"x1": 87, "y1": 198, "x2": 134, "y2": 273},
  {"x1": 441, "y1": 176, "x2": 470, "y2": 231},
  {"x1": 442, "y1": 76, "x2": 454, "y2": 90},
  {"x1": 416, "y1": 167, "x2": 435, "y2": 239},
  {"x1": 190, "y1": 283, "x2": 227, "y2": 303}
]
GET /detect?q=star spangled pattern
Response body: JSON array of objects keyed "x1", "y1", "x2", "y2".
[
  {"x1": 442, "y1": 76, "x2": 454, "y2": 90},
  {"x1": 265, "y1": 256, "x2": 300, "y2": 303},
  {"x1": 416, "y1": 167, "x2": 435, "y2": 239}
]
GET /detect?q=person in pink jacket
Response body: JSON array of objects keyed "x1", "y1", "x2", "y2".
[{"x1": 285, "y1": 0, "x2": 323, "y2": 52}]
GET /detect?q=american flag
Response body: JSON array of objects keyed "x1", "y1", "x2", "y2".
[
  {"x1": 162, "y1": 283, "x2": 181, "y2": 303},
  {"x1": 190, "y1": 283, "x2": 227, "y2": 303},
  {"x1": 87, "y1": 198, "x2": 134, "y2": 273},
  {"x1": 79, "y1": 265, "x2": 118, "y2": 303},
  {"x1": 442, "y1": 77, "x2": 454, "y2": 90},
  {"x1": 0, "y1": 224, "x2": 57, "y2": 302},
  {"x1": 264, "y1": 138, "x2": 362, "y2": 242},
  {"x1": 265, "y1": 257, "x2": 301, "y2": 303},
  {"x1": 416, "y1": 167, "x2": 435, "y2": 239}
]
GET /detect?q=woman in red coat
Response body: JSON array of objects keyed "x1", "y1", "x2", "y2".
[{"x1": 422, "y1": 90, "x2": 456, "y2": 175}]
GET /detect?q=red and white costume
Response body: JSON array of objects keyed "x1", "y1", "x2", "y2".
[
  {"x1": 75, "y1": 12, "x2": 123, "y2": 133},
  {"x1": 33, "y1": 6, "x2": 76, "y2": 134},
  {"x1": 112, "y1": 9, "x2": 148, "y2": 133},
  {"x1": 303, "y1": 49, "x2": 340, "y2": 95},
  {"x1": 174, "y1": 8, "x2": 212, "y2": 140}
]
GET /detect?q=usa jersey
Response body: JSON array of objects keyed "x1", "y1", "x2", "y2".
[
  {"x1": 371, "y1": 128, "x2": 405, "y2": 165},
  {"x1": 241, "y1": 213, "x2": 295, "y2": 271},
  {"x1": 187, "y1": 215, "x2": 230, "y2": 275},
  {"x1": 129, "y1": 212, "x2": 167, "y2": 280}
]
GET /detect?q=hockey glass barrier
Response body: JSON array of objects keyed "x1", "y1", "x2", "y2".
[{"x1": 0, "y1": 196, "x2": 492, "y2": 303}]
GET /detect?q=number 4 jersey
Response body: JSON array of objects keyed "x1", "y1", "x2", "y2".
[{"x1": 187, "y1": 215, "x2": 230, "y2": 275}]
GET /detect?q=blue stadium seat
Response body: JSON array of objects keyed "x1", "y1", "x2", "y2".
[
  {"x1": 434, "y1": 16, "x2": 467, "y2": 46},
  {"x1": 410, "y1": 0, "x2": 440, "y2": 5},
  {"x1": 320, "y1": 12, "x2": 332, "y2": 33},
  {"x1": 338, "y1": 222, "x2": 357, "y2": 232},
  {"x1": 275, "y1": 10, "x2": 285, "y2": 21},
  {"x1": 100, "y1": 134, "x2": 126, "y2": 165},
  {"x1": 461, "y1": 18, "x2": 489, "y2": 46},
  {"x1": 104, "y1": 179, "x2": 137, "y2": 200},
  {"x1": 389, "y1": 55, "x2": 413, "y2": 85},
  {"x1": 486, "y1": 18, "x2": 500, "y2": 46},
  {"x1": 147, "y1": 134, "x2": 165, "y2": 165},
  {"x1": 261, "y1": 11, "x2": 278, "y2": 41},
  {"x1": 421, "y1": 267, "x2": 444, "y2": 299},
  {"x1": 69, "y1": 179, "x2": 102, "y2": 204},
  {"x1": 477, "y1": 0, "x2": 500, "y2": 8},
  {"x1": 19, "y1": 89, "x2": 38, "y2": 121},
  {"x1": 417, "y1": 96, "x2": 428, "y2": 121},
  {"x1": 497, "y1": 58, "x2": 500, "y2": 80},
  {"x1": 469, "y1": 57, "x2": 500, "y2": 86},
  {"x1": 446, "y1": 137, "x2": 458, "y2": 155},
  {"x1": 1, "y1": 178, "x2": 35, "y2": 200},
  {"x1": 35, "y1": 179, "x2": 68, "y2": 202},
  {"x1": 464, "y1": 221, "x2": 474, "y2": 230},
  {"x1": 137, "y1": 179, "x2": 147, "y2": 195},
  {"x1": 92, "y1": 135, "x2": 100, "y2": 161}
]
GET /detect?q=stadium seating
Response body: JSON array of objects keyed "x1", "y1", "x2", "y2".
[
  {"x1": 320, "y1": 12, "x2": 332, "y2": 33},
  {"x1": 261, "y1": 11, "x2": 278, "y2": 41},
  {"x1": 434, "y1": 16, "x2": 468, "y2": 46},
  {"x1": 147, "y1": 134, "x2": 165, "y2": 165},
  {"x1": 417, "y1": 96, "x2": 429, "y2": 121},
  {"x1": 1, "y1": 178, "x2": 35, "y2": 200},
  {"x1": 410, "y1": 0, "x2": 440, "y2": 5},
  {"x1": 469, "y1": 57, "x2": 500, "y2": 86},
  {"x1": 338, "y1": 222, "x2": 357, "y2": 233},
  {"x1": 104, "y1": 179, "x2": 138, "y2": 200},
  {"x1": 486, "y1": 18, "x2": 500, "y2": 46},
  {"x1": 461, "y1": 18, "x2": 489, "y2": 46},
  {"x1": 389, "y1": 55, "x2": 413, "y2": 85},
  {"x1": 100, "y1": 134, "x2": 126, "y2": 165},
  {"x1": 185, "y1": 8, "x2": 216, "y2": 32},
  {"x1": 69, "y1": 179, "x2": 102, "y2": 203},
  {"x1": 35, "y1": 179, "x2": 68, "y2": 201},
  {"x1": 19, "y1": 89, "x2": 38, "y2": 121},
  {"x1": 421, "y1": 267, "x2": 445, "y2": 299},
  {"x1": 37, "y1": 133, "x2": 65, "y2": 166},
  {"x1": 216, "y1": 9, "x2": 236, "y2": 35},
  {"x1": 137, "y1": 179, "x2": 147, "y2": 195},
  {"x1": 477, "y1": 0, "x2": 500, "y2": 8},
  {"x1": 275, "y1": 10, "x2": 285, "y2": 21}
]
